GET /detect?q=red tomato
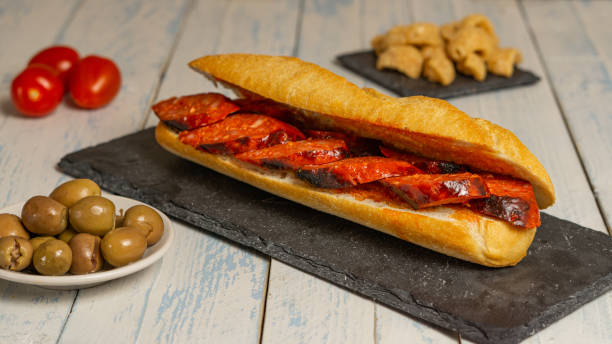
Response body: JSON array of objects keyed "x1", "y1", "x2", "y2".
[
  {"x1": 69, "y1": 55, "x2": 121, "y2": 109},
  {"x1": 11, "y1": 65, "x2": 64, "y2": 117},
  {"x1": 28, "y1": 45, "x2": 80, "y2": 87}
]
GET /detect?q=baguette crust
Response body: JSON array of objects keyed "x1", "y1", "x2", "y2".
[
  {"x1": 189, "y1": 54, "x2": 554, "y2": 209},
  {"x1": 156, "y1": 123, "x2": 536, "y2": 267}
]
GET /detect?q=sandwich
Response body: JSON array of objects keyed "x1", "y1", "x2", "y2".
[{"x1": 153, "y1": 54, "x2": 555, "y2": 267}]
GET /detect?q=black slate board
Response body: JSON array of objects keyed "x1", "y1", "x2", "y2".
[
  {"x1": 337, "y1": 50, "x2": 540, "y2": 99},
  {"x1": 58, "y1": 128, "x2": 612, "y2": 344}
]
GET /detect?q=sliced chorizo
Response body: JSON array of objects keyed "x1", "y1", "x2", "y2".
[
  {"x1": 297, "y1": 157, "x2": 420, "y2": 189},
  {"x1": 235, "y1": 139, "x2": 349, "y2": 170},
  {"x1": 379, "y1": 146, "x2": 467, "y2": 174},
  {"x1": 469, "y1": 174, "x2": 540, "y2": 228},
  {"x1": 379, "y1": 173, "x2": 489, "y2": 209},
  {"x1": 179, "y1": 114, "x2": 305, "y2": 155},
  {"x1": 152, "y1": 93, "x2": 239, "y2": 131},
  {"x1": 234, "y1": 98, "x2": 294, "y2": 121},
  {"x1": 307, "y1": 130, "x2": 380, "y2": 157}
]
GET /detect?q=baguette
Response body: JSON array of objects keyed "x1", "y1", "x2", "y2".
[{"x1": 154, "y1": 53, "x2": 554, "y2": 267}]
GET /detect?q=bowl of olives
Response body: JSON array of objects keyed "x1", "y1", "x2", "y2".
[{"x1": 0, "y1": 179, "x2": 174, "y2": 290}]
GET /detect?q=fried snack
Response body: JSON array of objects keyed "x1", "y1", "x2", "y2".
[
  {"x1": 404, "y1": 22, "x2": 443, "y2": 46},
  {"x1": 447, "y1": 26, "x2": 497, "y2": 61},
  {"x1": 371, "y1": 34, "x2": 387, "y2": 54},
  {"x1": 376, "y1": 45, "x2": 424, "y2": 79},
  {"x1": 372, "y1": 13, "x2": 519, "y2": 85},
  {"x1": 423, "y1": 54, "x2": 456, "y2": 86},
  {"x1": 371, "y1": 26, "x2": 410, "y2": 54},
  {"x1": 487, "y1": 48, "x2": 523, "y2": 77},
  {"x1": 421, "y1": 45, "x2": 446, "y2": 60},
  {"x1": 460, "y1": 14, "x2": 499, "y2": 45},
  {"x1": 456, "y1": 53, "x2": 487, "y2": 81},
  {"x1": 440, "y1": 21, "x2": 460, "y2": 41}
]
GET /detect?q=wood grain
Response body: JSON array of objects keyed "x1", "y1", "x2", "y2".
[
  {"x1": 0, "y1": 1, "x2": 83, "y2": 343},
  {"x1": 522, "y1": 0, "x2": 612, "y2": 232}
]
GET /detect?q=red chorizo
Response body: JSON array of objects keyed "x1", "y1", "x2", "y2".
[
  {"x1": 152, "y1": 93, "x2": 239, "y2": 130},
  {"x1": 307, "y1": 130, "x2": 380, "y2": 157},
  {"x1": 179, "y1": 114, "x2": 306, "y2": 155},
  {"x1": 234, "y1": 98, "x2": 294, "y2": 121},
  {"x1": 235, "y1": 139, "x2": 349, "y2": 170},
  {"x1": 469, "y1": 174, "x2": 540, "y2": 228},
  {"x1": 379, "y1": 173, "x2": 489, "y2": 209},
  {"x1": 297, "y1": 157, "x2": 420, "y2": 188},
  {"x1": 379, "y1": 146, "x2": 467, "y2": 174}
]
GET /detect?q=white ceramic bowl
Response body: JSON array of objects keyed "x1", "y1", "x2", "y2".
[{"x1": 0, "y1": 194, "x2": 174, "y2": 290}]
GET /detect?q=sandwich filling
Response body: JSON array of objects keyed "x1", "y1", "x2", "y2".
[{"x1": 153, "y1": 92, "x2": 540, "y2": 229}]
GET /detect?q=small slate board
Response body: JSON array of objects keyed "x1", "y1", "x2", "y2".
[
  {"x1": 58, "y1": 128, "x2": 612, "y2": 344},
  {"x1": 337, "y1": 50, "x2": 540, "y2": 99}
]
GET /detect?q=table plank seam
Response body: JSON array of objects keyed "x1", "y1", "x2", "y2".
[
  {"x1": 55, "y1": 289, "x2": 79, "y2": 344},
  {"x1": 518, "y1": 0, "x2": 611, "y2": 236},
  {"x1": 139, "y1": 0, "x2": 197, "y2": 131},
  {"x1": 258, "y1": 261, "x2": 272, "y2": 344},
  {"x1": 52, "y1": 0, "x2": 86, "y2": 44},
  {"x1": 291, "y1": 0, "x2": 305, "y2": 58}
]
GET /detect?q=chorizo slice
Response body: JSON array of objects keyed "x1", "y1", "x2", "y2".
[
  {"x1": 379, "y1": 146, "x2": 467, "y2": 174},
  {"x1": 307, "y1": 130, "x2": 380, "y2": 157},
  {"x1": 469, "y1": 174, "x2": 540, "y2": 228},
  {"x1": 234, "y1": 98, "x2": 294, "y2": 121},
  {"x1": 179, "y1": 114, "x2": 305, "y2": 155},
  {"x1": 297, "y1": 157, "x2": 420, "y2": 189},
  {"x1": 379, "y1": 173, "x2": 489, "y2": 209},
  {"x1": 235, "y1": 139, "x2": 349, "y2": 170},
  {"x1": 152, "y1": 93, "x2": 239, "y2": 131}
]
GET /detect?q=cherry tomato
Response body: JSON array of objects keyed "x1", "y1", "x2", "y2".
[
  {"x1": 11, "y1": 65, "x2": 64, "y2": 117},
  {"x1": 69, "y1": 55, "x2": 121, "y2": 109},
  {"x1": 28, "y1": 45, "x2": 80, "y2": 87}
]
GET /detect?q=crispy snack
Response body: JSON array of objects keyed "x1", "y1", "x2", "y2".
[
  {"x1": 404, "y1": 22, "x2": 443, "y2": 46},
  {"x1": 372, "y1": 13, "x2": 519, "y2": 85},
  {"x1": 440, "y1": 21, "x2": 460, "y2": 41},
  {"x1": 423, "y1": 54, "x2": 456, "y2": 86},
  {"x1": 460, "y1": 14, "x2": 499, "y2": 45},
  {"x1": 421, "y1": 45, "x2": 446, "y2": 60},
  {"x1": 487, "y1": 48, "x2": 523, "y2": 77},
  {"x1": 446, "y1": 26, "x2": 497, "y2": 61},
  {"x1": 457, "y1": 53, "x2": 487, "y2": 81},
  {"x1": 376, "y1": 45, "x2": 424, "y2": 79},
  {"x1": 371, "y1": 27, "x2": 410, "y2": 54},
  {"x1": 371, "y1": 34, "x2": 387, "y2": 54}
]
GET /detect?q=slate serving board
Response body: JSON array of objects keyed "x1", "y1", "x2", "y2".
[
  {"x1": 58, "y1": 128, "x2": 612, "y2": 344},
  {"x1": 337, "y1": 50, "x2": 540, "y2": 99}
]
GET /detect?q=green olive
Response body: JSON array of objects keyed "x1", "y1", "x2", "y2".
[
  {"x1": 123, "y1": 205, "x2": 164, "y2": 246},
  {"x1": 69, "y1": 196, "x2": 115, "y2": 236},
  {"x1": 21, "y1": 196, "x2": 68, "y2": 235},
  {"x1": 69, "y1": 233, "x2": 103, "y2": 275},
  {"x1": 101, "y1": 227, "x2": 146, "y2": 267},
  {"x1": 0, "y1": 214, "x2": 30, "y2": 239},
  {"x1": 50, "y1": 179, "x2": 101, "y2": 208},
  {"x1": 0, "y1": 236, "x2": 33, "y2": 271},
  {"x1": 33, "y1": 239, "x2": 72, "y2": 276},
  {"x1": 30, "y1": 236, "x2": 55, "y2": 252},
  {"x1": 58, "y1": 227, "x2": 77, "y2": 243}
]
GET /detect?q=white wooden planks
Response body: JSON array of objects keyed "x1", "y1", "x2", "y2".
[
  {"x1": 0, "y1": 1, "x2": 83, "y2": 343},
  {"x1": 522, "y1": 0, "x2": 612, "y2": 232}
]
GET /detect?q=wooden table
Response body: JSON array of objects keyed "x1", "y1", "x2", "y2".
[{"x1": 1, "y1": 1, "x2": 610, "y2": 343}]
